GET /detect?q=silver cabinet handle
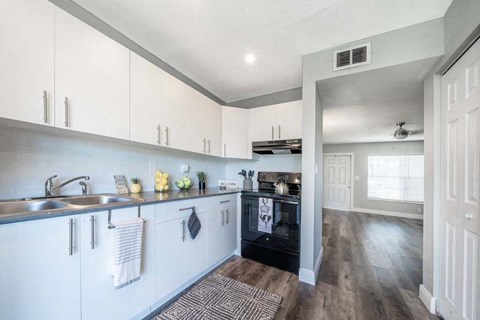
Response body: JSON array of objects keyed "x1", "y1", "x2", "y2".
[
  {"x1": 64, "y1": 97, "x2": 70, "y2": 128},
  {"x1": 465, "y1": 213, "x2": 473, "y2": 220},
  {"x1": 221, "y1": 210, "x2": 225, "y2": 226},
  {"x1": 156, "y1": 125, "x2": 161, "y2": 145},
  {"x1": 90, "y1": 215, "x2": 95, "y2": 250},
  {"x1": 68, "y1": 218, "x2": 74, "y2": 255},
  {"x1": 278, "y1": 125, "x2": 281, "y2": 139},
  {"x1": 181, "y1": 220, "x2": 185, "y2": 242},
  {"x1": 207, "y1": 139, "x2": 211, "y2": 154},
  {"x1": 203, "y1": 138, "x2": 206, "y2": 153},
  {"x1": 43, "y1": 90, "x2": 48, "y2": 123},
  {"x1": 164, "y1": 127, "x2": 169, "y2": 146},
  {"x1": 226, "y1": 208, "x2": 229, "y2": 224},
  {"x1": 220, "y1": 200, "x2": 230, "y2": 204},
  {"x1": 271, "y1": 126, "x2": 274, "y2": 140},
  {"x1": 224, "y1": 144, "x2": 226, "y2": 157}
]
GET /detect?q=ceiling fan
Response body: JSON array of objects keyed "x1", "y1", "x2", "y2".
[{"x1": 393, "y1": 122, "x2": 410, "y2": 140}]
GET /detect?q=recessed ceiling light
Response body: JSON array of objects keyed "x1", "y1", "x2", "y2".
[{"x1": 245, "y1": 54, "x2": 255, "y2": 64}]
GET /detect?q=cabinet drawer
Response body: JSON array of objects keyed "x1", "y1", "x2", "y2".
[{"x1": 155, "y1": 198, "x2": 209, "y2": 224}]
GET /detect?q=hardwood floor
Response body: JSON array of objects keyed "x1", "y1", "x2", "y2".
[{"x1": 216, "y1": 209, "x2": 437, "y2": 320}]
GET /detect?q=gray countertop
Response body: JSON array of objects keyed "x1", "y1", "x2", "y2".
[{"x1": 0, "y1": 188, "x2": 240, "y2": 225}]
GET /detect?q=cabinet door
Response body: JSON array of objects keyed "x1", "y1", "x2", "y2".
[
  {"x1": 222, "y1": 107, "x2": 249, "y2": 159},
  {"x1": 0, "y1": 216, "x2": 81, "y2": 320},
  {"x1": 248, "y1": 105, "x2": 277, "y2": 142},
  {"x1": 155, "y1": 216, "x2": 188, "y2": 300},
  {"x1": 130, "y1": 53, "x2": 162, "y2": 146},
  {"x1": 55, "y1": 8, "x2": 130, "y2": 140},
  {"x1": 275, "y1": 101, "x2": 303, "y2": 139},
  {"x1": 223, "y1": 200, "x2": 238, "y2": 255},
  {"x1": 194, "y1": 99, "x2": 222, "y2": 156},
  {"x1": 80, "y1": 206, "x2": 155, "y2": 320},
  {"x1": 0, "y1": 0, "x2": 54, "y2": 125},
  {"x1": 207, "y1": 206, "x2": 226, "y2": 264},
  {"x1": 183, "y1": 212, "x2": 208, "y2": 280}
]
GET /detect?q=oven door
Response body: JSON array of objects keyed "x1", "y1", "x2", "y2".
[{"x1": 241, "y1": 195, "x2": 300, "y2": 253}]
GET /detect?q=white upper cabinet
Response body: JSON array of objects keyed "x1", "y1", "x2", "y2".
[
  {"x1": 222, "y1": 107, "x2": 249, "y2": 159},
  {"x1": 54, "y1": 8, "x2": 130, "y2": 140},
  {"x1": 0, "y1": 0, "x2": 54, "y2": 126},
  {"x1": 130, "y1": 52, "x2": 163, "y2": 146},
  {"x1": 248, "y1": 101, "x2": 303, "y2": 142},
  {"x1": 275, "y1": 100, "x2": 303, "y2": 140},
  {"x1": 193, "y1": 97, "x2": 222, "y2": 157}
]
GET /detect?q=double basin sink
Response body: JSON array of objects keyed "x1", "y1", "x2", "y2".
[{"x1": 0, "y1": 195, "x2": 143, "y2": 217}]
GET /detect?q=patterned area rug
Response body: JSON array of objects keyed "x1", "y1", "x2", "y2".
[{"x1": 154, "y1": 273, "x2": 283, "y2": 320}]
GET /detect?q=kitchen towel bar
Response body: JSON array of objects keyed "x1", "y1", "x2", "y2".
[{"x1": 108, "y1": 206, "x2": 145, "y2": 229}]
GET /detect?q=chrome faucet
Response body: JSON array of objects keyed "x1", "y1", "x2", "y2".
[{"x1": 45, "y1": 175, "x2": 90, "y2": 197}]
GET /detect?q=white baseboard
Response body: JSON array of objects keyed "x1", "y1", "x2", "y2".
[
  {"x1": 299, "y1": 246, "x2": 324, "y2": 286},
  {"x1": 352, "y1": 207, "x2": 423, "y2": 220},
  {"x1": 419, "y1": 284, "x2": 437, "y2": 314},
  {"x1": 323, "y1": 206, "x2": 350, "y2": 212}
]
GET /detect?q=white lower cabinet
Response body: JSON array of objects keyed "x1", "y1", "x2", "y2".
[
  {"x1": 155, "y1": 207, "x2": 208, "y2": 301},
  {"x1": 0, "y1": 215, "x2": 81, "y2": 320},
  {"x1": 207, "y1": 195, "x2": 238, "y2": 265},
  {"x1": 80, "y1": 206, "x2": 155, "y2": 320}
]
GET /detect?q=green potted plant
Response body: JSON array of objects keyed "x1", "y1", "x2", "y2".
[
  {"x1": 197, "y1": 171, "x2": 207, "y2": 190},
  {"x1": 130, "y1": 177, "x2": 142, "y2": 193}
]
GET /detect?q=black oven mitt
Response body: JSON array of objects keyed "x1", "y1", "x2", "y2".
[{"x1": 188, "y1": 208, "x2": 201, "y2": 240}]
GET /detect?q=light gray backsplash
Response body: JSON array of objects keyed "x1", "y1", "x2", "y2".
[
  {"x1": 0, "y1": 125, "x2": 226, "y2": 200},
  {"x1": 225, "y1": 154, "x2": 302, "y2": 189},
  {"x1": 324, "y1": 141, "x2": 424, "y2": 215}
]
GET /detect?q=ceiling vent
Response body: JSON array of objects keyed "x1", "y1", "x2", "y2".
[{"x1": 333, "y1": 43, "x2": 371, "y2": 71}]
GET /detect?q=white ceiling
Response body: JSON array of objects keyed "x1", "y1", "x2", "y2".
[
  {"x1": 319, "y1": 58, "x2": 440, "y2": 144},
  {"x1": 72, "y1": 0, "x2": 452, "y2": 102}
]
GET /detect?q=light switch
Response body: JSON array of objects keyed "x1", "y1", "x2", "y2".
[
  {"x1": 180, "y1": 164, "x2": 189, "y2": 173},
  {"x1": 314, "y1": 164, "x2": 318, "y2": 175},
  {"x1": 354, "y1": 176, "x2": 360, "y2": 180}
]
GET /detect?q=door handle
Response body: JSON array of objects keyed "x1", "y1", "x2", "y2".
[
  {"x1": 90, "y1": 215, "x2": 95, "y2": 249},
  {"x1": 465, "y1": 213, "x2": 473, "y2": 220},
  {"x1": 68, "y1": 218, "x2": 74, "y2": 255},
  {"x1": 271, "y1": 126, "x2": 274, "y2": 140},
  {"x1": 278, "y1": 125, "x2": 281, "y2": 139},
  {"x1": 181, "y1": 220, "x2": 186, "y2": 242},
  {"x1": 164, "y1": 127, "x2": 169, "y2": 146},
  {"x1": 203, "y1": 138, "x2": 206, "y2": 153},
  {"x1": 156, "y1": 125, "x2": 161, "y2": 145},
  {"x1": 221, "y1": 210, "x2": 225, "y2": 226},
  {"x1": 207, "y1": 139, "x2": 211, "y2": 154},
  {"x1": 226, "y1": 208, "x2": 229, "y2": 224},
  {"x1": 43, "y1": 90, "x2": 48, "y2": 124},
  {"x1": 64, "y1": 97, "x2": 70, "y2": 128},
  {"x1": 224, "y1": 143, "x2": 226, "y2": 157}
]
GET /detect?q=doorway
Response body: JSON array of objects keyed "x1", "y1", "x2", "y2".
[{"x1": 323, "y1": 154, "x2": 353, "y2": 211}]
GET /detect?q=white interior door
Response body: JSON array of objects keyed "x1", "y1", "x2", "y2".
[
  {"x1": 323, "y1": 155, "x2": 352, "y2": 211},
  {"x1": 440, "y1": 38, "x2": 479, "y2": 320}
]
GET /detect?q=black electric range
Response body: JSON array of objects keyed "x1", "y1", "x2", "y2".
[{"x1": 241, "y1": 171, "x2": 301, "y2": 274}]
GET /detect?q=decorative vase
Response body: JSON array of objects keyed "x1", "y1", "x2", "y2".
[
  {"x1": 243, "y1": 179, "x2": 253, "y2": 190},
  {"x1": 131, "y1": 183, "x2": 142, "y2": 193},
  {"x1": 199, "y1": 182, "x2": 206, "y2": 190}
]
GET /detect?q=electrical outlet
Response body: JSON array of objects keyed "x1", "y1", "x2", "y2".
[
  {"x1": 314, "y1": 164, "x2": 318, "y2": 175},
  {"x1": 180, "y1": 164, "x2": 189, "y2": 173}
]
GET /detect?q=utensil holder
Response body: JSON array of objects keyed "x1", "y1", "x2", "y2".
[{"x1": 243, "y1": 179, "x2": 253, "y2": 190}]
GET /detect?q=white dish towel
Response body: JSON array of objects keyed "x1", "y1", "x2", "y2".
[{"x1": 112, "y1": 218, "x2": 144, "y2": 289}]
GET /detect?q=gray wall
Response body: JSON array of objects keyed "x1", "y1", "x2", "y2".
[
  {"x1": 422, "y1": 0, "x2": 480, "y2": 297},
  {"x1": 301, "y1": 18, "x2": 445, "y2": 280},
  {"x1": 0, "y1": 124, "x2": 226, "y2": 200},
  {"x1": 324, "y1": 141, "x2": 424, "y2": 216}
]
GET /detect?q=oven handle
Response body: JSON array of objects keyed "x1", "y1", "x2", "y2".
[{"x1": 273, "y1": 199, "x2": 300, "y2": 205}]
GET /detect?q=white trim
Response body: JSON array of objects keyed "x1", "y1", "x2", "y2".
[
  {"x1": 352, "y1": 207, "x2": 423, "y2": 220},
  {"x1": 419, "y1": 284, "x2": 437, "y2": 314},
  {"x1": 299, "y1": 246, "x2": 324, "y2": 285},
  {"x1": 323, "y1": 153, "x2": 355, "y2": 211}
]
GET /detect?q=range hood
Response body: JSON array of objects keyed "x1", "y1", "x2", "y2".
[{"x1": 252, "y1": 139, "x2": 302, "y2": 155}]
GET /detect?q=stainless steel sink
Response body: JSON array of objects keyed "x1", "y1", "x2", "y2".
[
  {"x1": 0, "y1": 199, "x2": 69, "y2": 215},
  {"x1": 58, "y1": 195, "x2": 141, "y2": 206}
]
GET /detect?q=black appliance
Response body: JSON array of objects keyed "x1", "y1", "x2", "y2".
[
  {"x1": 241, "y1": 171, "x2": 301, "y2": 274},
  {"x1": 252, "y1": 139, "x2": 302, "y2": 155}
]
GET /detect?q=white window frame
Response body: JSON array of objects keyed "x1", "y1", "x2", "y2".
[{"x1": 367, "y1": 153, "x2": 424, "y2": 204}]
